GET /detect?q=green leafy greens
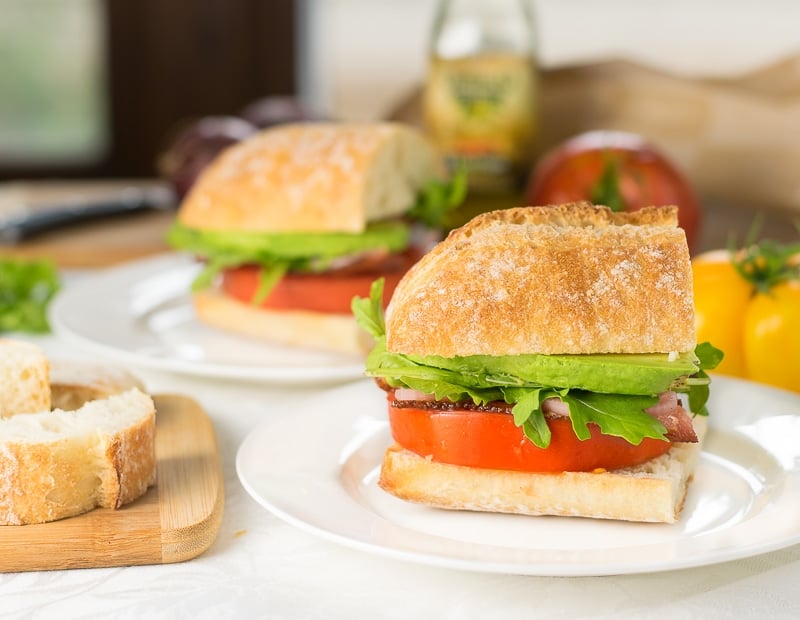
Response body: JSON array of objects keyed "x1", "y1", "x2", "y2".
[
  {"x1": 408, "y1": 167, "x2": 468, "y2": 228},
  {"x1": 0, "y1": 258, "x2": 60, "y2": 333},
  {"x1": 168, "y1": 219, "x2": 410, "y2": 294},
  {"x1": 352, "y1": 279, "x2": 722, "y2": 449}
]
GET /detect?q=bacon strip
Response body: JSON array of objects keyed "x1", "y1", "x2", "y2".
[{"x1": 644, "y1": 391, "x2": 698, "y2": 443}]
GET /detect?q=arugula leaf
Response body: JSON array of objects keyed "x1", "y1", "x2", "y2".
[
  {"x1": 687, "y1": 370, "x2": 711, "y2": 416},
  {"x1": 0, "y1": 258, "x2": 60, "y2": 333},
  {"x1": 408, "y1": 167, "x2": 468, "y2": 228},
  {"x1": 252, "y1": 263, "x2": 289, "y2": 305},
  {"x1": 680, "y1": 341, "x2": 724, "y2": 416},
  {"x1": 695, "y1": 341, "x2": 724, "y2": 370},
  {"x1": 522, "y1": 416, "x2": 551, "y2": 448},
  {"x1": 510, "y1": 388, "x2": 543, "y2": 426},
  {"x1": 351, "y1": 278, "x2": 386, "y2": 340},
  {"x1": 504, "y1": 387, "x2": 665, "y2": 448},
  {"x1": 510, "y1": 389, "x2": 549, "y2": 447},
  {"x1": 190, "y1": 253, "x2": 253, "y2": 292},
  {"x1": 562, "y1": 392, "x2": 664, "y2": 444},
  {"x1": 514, "y1": 388, "x2": 572, "y2": 448}
]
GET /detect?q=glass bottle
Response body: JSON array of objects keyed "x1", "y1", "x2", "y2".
[{"x1": 424, "y1": 0, "x2": 539, "y2": 204}]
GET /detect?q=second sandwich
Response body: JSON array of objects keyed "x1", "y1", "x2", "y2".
[{"x1": 168, "y1": 122, "x2": 464, "y2": 354}]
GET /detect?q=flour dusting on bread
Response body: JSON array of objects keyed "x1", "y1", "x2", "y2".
[{"x1": 386, "y1": 203, "x2": 695, "y2": 357}]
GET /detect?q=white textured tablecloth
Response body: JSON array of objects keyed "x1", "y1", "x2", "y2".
[{"x1": 3, "y1": 331, "x2": 800, "y2": 620}]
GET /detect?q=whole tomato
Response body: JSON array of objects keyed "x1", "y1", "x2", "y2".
[
  {"x1": 692, "y1": 241, "x2": 800, "y2": 392},
  {"x1": 526, "y1": 130, "x2": 702, "y2": 251}
]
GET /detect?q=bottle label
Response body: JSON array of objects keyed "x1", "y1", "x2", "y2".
[{"x1": 424, "y1": 53, "x2": 538, "y2": 193}]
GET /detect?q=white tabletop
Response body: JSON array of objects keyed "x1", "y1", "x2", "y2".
[{"x1": 3, "y1": 286, "x2": 800, "y2": 620}]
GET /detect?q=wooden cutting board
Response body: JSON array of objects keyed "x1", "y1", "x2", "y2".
[
  {"x1": 0, "y1": 209, "x2": 175, "y2": 269},
  {"x1": 0, "y1": 394, "x2": 224, "y2": 572},
  {"x1": 0, "y1": 179, "x2": 178, "y2": 269}
]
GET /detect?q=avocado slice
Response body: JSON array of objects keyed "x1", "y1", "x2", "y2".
[
  {"x1": 167, "y1": 219, "x2": 410, "y2": 264},
  {"x1": 405, "y1": 351, "x2": 700, "y2": 396},
  {"x1": 168, "y1": 219, "x2": 412, "y2": 293}
]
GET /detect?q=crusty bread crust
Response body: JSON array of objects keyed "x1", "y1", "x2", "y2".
[
  {"x1": 0, "y1": 388, "x2": 156, "y2": 526},
  {"x1": 385, "y1": 203, "x2": 695, "y2": 356},
  {"x1": 193, "y1": 289, "x2": 371, "y2": 355},
  {"x1": 451, "y1": 201, "x2": 679, "y2": 237},
  {"x1": 0, "y1": 339, "x2": 50, "y2": 416},
  {"x1": 177, "y1": 122, "x2": 443, "y2": 234},
  {"x1": 379, "y1": 417, "x2": 706, "y2": 524}
]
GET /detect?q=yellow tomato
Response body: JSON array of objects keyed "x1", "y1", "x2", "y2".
[
  {"x1": 692, "y1": 248, "x2": 800, "y2": 393},
  {"x1": 743, "y1": 281, "x2": 800, "y2": 391},
  {"x1": 691, "y1": 250, "x2": 751, "y2": 377}
]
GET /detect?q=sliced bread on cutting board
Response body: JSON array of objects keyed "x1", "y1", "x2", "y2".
[{"x1": 0, "y1": 339, "x2": 156, "y2": 525}]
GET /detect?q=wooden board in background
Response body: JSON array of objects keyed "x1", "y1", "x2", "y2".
[
  {"x1": 0, "y1": 209, "x2": 175, "y2": 269},
  {"x1": 0, "y1": 394, "x2": 224, "y2": 572}
]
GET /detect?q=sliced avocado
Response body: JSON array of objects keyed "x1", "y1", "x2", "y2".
[
  {"x1": 168, "y1": 219, "x2": 410, "y2": 263},
  {"x1": 405, "y1": 351, "x2": 699, "y2": 396}
]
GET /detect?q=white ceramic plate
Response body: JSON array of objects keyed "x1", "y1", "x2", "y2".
[
  {"x1": 237, "y1": 375, "x2": 800, "y2": 576},
  {"x1": 49, "y1": 253, "x2": 366, "y2": 384}
]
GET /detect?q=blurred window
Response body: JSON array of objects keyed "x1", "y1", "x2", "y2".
[
  {"x1": 0, "y1": 1, "x2": 295, "y2": 179},
  {"x1": 0, "y1": 0, "x2": 109, "y2": 168}
]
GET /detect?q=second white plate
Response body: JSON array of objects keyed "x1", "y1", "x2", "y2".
[
  {"x1": 50, "y1": 253, "x2": 367, "y2": 384},
  {"x1": 237, "y1": 375, "x2": 800, "y2": 576}
]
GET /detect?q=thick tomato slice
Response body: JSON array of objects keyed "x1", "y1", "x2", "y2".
[
  {"x1": 388, "y1": 403, "x2": 672, "y2": 473},
  {"x1": 221, "y1": 250, "x2": 419, "y2": 314}
]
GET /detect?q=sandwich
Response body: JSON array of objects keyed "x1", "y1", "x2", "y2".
[
  {"x1": 353, "y1": 202, "x2": 721, "y2": 523},
  {"x1": 168, "y1": 122, "x2": 464, "y2": 354}
]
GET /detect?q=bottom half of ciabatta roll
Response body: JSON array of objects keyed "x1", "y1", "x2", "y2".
[
  {"x1": 193, "y1": 288, "x2": 372, "y2": 355},
  {"x1": 0, "y1": 388, "x2": 156, "y2": 526},
  {"x1": 378, "y1": 417, "x2": 707, "y2": 524}
]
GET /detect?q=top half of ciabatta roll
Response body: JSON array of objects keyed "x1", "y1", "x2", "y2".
[
  {"x1": 175, "y1": 121, "x2": 445, "y2": 235},
  {"x1": 386, "y1": 201, "x2": 696, "y2": 357}
]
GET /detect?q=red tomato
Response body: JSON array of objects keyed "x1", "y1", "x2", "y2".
[
  {"x1": 525, "y1": 130, "x2": 702, "y2": 251},
  {"x1": 222, "y1": 251, "x2": 419, "y2": 314},
  {"x1": 387, "y1": 403, "x2": 673, "y2": 473}
]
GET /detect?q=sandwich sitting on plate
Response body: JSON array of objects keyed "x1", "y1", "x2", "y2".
[
  {"x1": 353, "y1": 202, "x2": 722, "y2": 523},
  {"x1": 168, "y1": 122, "x2": 464, "y2": 354}
]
